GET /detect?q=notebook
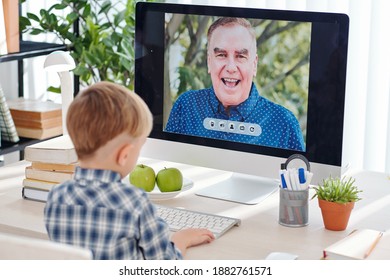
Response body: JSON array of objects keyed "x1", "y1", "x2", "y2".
[{"x1": 323, "y1": 229, "x2": 383, "y2": 260}]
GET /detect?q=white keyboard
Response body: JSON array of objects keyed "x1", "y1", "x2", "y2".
[{"x1": 156, "y1": 205, "x2": 241, "y2": 238}]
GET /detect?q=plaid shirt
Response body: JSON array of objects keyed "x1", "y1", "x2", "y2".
[{"x1": 44, "y1": 167, "x2": 183, "y2": 260}]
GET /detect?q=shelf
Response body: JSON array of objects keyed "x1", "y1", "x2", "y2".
[
  {"x1": 0, "y1": 8, "x2": 76, "y2": 162},
  {"x1": 0, "y1": 137, "x2": 58, "y2": 156},
  {"x1": 0, "y1": 41, "x2": 68, "y2": 63},
  {"x1": 0, "y1": 41, "x2": 72, "y2": 159}
]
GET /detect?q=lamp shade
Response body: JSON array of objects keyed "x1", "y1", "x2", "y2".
[
  {"x1": 43, "y1": 51, "x2": 76, "y2": 72},
  {"x1": 44, "y1": 51, "x2": 76, "y2": 135}
]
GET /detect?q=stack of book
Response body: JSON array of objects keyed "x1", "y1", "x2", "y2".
[
  {"x1": 323, "y1": 229, "x2": 384, "y2": 260},
  {"x1": 22, "y1": 135, "x2": 78, "y2": 202},
  {"x1": 7, "y1": 98, "x2": 63, "y2": 139}
]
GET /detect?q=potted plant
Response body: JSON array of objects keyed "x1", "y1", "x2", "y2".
[{"x1": 312, "y1": 176, "x2": 362, "y2": 231}]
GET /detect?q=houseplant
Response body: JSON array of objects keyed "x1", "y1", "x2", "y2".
[
  {"x1": 19, "y1": 0, "x2": 154, "y2": 90},
  {"x1": 312, "y1": 176, "x2": 362, "y2": 231}
]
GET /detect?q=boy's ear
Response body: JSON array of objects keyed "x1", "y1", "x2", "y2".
[{"x1": 117, "y1": 143, "x2": 133, "y2": 166}]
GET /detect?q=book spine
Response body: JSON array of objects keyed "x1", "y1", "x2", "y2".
[
  {"x1": 22, "y1": 178, "x2": 58, "y2": 191},
  {"x1": 16, "y1": 125, "x2": 63, "y2": 140},
  {"x1": 10, "y1": 109, "x2": 62, "y2": 120},
  {"x1": 31, "y1": 162, "x2": 77, "y2": 172},
  {"x1": 13, "y1": 117, "x2": 63, "y2": 129},
  {"x1": 24, "y1": 135, "x2": 78, "y2": 164},
  {"x1": 22, "y1": 187, "x2": 49, "y2": 203},
  {"x1": 25, "y1": 167, "x2": 73, "y2": 183}
]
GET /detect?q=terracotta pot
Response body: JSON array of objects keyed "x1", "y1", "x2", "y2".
[{"x1": 318, "y1": 199, "x2": 354, "y2": 231}]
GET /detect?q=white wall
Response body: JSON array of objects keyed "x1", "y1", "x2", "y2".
[{"x1": 0, "y1": 61, "x2": 18, "y2": 99}]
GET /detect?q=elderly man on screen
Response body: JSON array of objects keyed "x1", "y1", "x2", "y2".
[{"x1": 165, "y1": 17, "x2": 305, "y2": 151}]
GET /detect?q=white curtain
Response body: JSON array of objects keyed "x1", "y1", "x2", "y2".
[{"x1": 188, "y1": 0, "x2": 390, "y2": 174}]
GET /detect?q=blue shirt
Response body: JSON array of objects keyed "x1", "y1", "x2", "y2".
[
  {"x1": 166, "y1": 84, "x2": 305, "y2": 151},
  {"x1": 44, "y1": 167, "x2": 182, "y2": 260}
]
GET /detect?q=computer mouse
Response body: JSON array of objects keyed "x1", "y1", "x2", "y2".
[{"x1": 265, "y1": 252, "x2": 299, "y2": 260}]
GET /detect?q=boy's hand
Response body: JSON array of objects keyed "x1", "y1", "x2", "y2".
[{"x1": 171, "y1": 228, "x2": 215, "y2": 255}]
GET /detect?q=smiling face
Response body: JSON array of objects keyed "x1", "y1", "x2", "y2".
[{"x1": 207, "y1": 22, "x2": 258, "y2": 108}]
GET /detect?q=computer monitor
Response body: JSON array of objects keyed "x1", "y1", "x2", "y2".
[{"x1": 134, "y1": 2, "x2": 349, "y2": 204}]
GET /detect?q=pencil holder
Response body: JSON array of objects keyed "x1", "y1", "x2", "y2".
[{"x1": 279, "y1": 188, "x2": 309, "y2": 227}]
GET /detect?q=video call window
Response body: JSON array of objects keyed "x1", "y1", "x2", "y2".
[{"x1": 162, "y1": 14, "x2": 311, "y2": 152}]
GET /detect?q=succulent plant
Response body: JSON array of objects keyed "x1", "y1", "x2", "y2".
[{"x1": 312, "y1": 176, "x2": 362, "y2": 204}]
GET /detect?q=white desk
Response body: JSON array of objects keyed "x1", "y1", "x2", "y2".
[{"x1": 1, "y1": 160, "x2": 390, "y2": 259}]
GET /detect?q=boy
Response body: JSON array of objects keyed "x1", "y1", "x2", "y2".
[{"x1": 44, "y1": 81, "x2": 214, "y2": 259}]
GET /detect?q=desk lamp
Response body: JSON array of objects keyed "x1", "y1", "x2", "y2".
[{"x1": 43, "y1": 51, "x2": 76, "y2": 135}]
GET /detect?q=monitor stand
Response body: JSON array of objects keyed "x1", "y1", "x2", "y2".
[{"x1": 195, "y1": 173, "x2": 279, "y2": 205}]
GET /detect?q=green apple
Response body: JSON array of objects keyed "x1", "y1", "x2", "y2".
[
  {"x1": 156, "y1": 167, "x2": 183, "y2": 192},
  {"x1": 129, "y1": 164, "x2": 156, "y2": 192}
]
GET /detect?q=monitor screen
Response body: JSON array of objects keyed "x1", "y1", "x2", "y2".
[
  {"x1": 164, "y1": 15, "x2": 309, "y2": 153},
  {"x1": 135, "y1": 2, "x2": 349, "y2": 203}
]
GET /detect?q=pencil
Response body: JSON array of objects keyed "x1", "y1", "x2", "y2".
[{"x1": 364, "y1": 232, "x2": 383, "y2": 258}]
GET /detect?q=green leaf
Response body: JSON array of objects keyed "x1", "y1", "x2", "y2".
[
  {"x1": 19, "y1": 17, "x2": 32, "y2": 32},
  {"x1": 47, "y1": 86, "x2": 61, "y2": 94},
  {"x1": 82, "y1": 4, "x2": 91, "y2": 18},
  {"x1": 50, "y1": 13, "x2": 58, "y2": 25},
  {"x1": 84, "y1": 51, "x2": 99, "y2": 66},
  {"x1": 100, "y1": 22, "x2": 111, "y2": 31},
  {"x1": 114, "y1": 10, "x2": 126, "y2": 26},
  {"x1": 26, "y1": 13, "x2": 40, "y2": 22},
  {"x1": 52, "y1": 4, "x2": 68, "y2": 10},
  {"x1": 66, "y1": 12, "x2": 79, "y2": 23},
  {"x1": 39, "y1": 9, "x2": 49, "y2": 18},
  {"x1": 312, "y1": 176, "x2": 362, "y2": 203},
  {"x1": 111, "y1": 32, "x2": 122, "y2": 44},
  {"x1": 56, "y1": 23, "x2": 70, "y2": 34},
  {"x1": 73, "y1": 64, "x2": 90, "y2": 76},
  {"x1": 99, "y1": 1, "x2": 112, "y2": 14},
  {"x1": 30, "y1": 28, "x2": 45, "y2": 35},
  {"x1": 119, "y1": 57, "x2": 132, "y2": 73},
  {"x1": 120, "y1": 38, "x2": 133, "y2": 58},
  {"x1": 102, "y1": 37, "x2": 114, "y2": 48}
]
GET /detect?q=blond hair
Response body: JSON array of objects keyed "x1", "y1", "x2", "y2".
[{"x1": 67, "y1": 81, "x2": 153, "y2": 159}]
